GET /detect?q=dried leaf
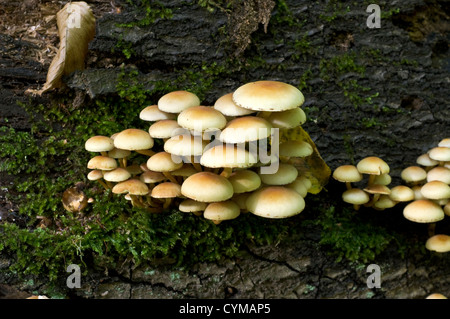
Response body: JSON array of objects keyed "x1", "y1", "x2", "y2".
[{"x1": 29, "y1": 2, "x2": 95, "y2": 95}]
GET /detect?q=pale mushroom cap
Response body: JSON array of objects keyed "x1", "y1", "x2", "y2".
[
  {"x1": 425, "y1": 234, "x2": 450, "y2": 253},
  {"x1": 265, "y1": 107, "x2": 307, "y2": 129},
  {"x1": 113, "y1": 128, "x2": 154, "y2": 151},
  {"x1": 112, "y1": 179, "x2": 149, "y2": 196},
  {"x1": 342, "y1": 188, "x2": 370, "y2": 205},
  {"x1": 259, "y1": 163, "x2": 298, "y2": 185},
  {"x1": 233, "y1": 80, "x2": 305, "y2": 112},
  {"x1": 246, "y1": 186, "x2": 305, "y2": 218},
  {"x1": 148, "y1": 120, "x2": 181, "y2": 139},
  {"x1": 151, "y1": 182, "x2": 182, "y2": 198},
  {"x1": 420, "y1": 181, "x2": 450, "y2": 200},
  {"x1": 417, "y1": 153, "x2": 439, "y2": 167},
  {"x1": 444, "y1": 201, "x2": 450, "y2": 216},
  {"x1": 228, "y1": 169, "x2": 261, "y2": 194},
  {"x1": 103, "y1": 167, "x2": 131, "y2": 182},
  {"x1": 139, "y1": 170, "x2": 166, "y2": 184},
  {"x1": 279, "y1": 140, "x2": 313, "y2": 158},
  {"x1": 85, "y1": 136, "x2": 115, "y2": 153},
  {"x1": 200, "y1": 144, "x2": 257, "y2": 169},
  {"x1": 164, "y1": 134, "x2": 208, "y2": 157},
  {"x1": 139, "y1": 105, "x2": 177, "y2": 121},
  {"x1": 108, "y1": 148, "x2": 131, "y2": 159},
  {"x1": 295, "y1": 175, "x2": 312, "y2": 191},
  {"x1": 158, "y1": 91, "x2": 201, "y2": 114},
  {"x1": 179, "y1": 199, "x2": 207, "y2": 213},
  {"x1": 171, "y1": 164, "x2": 198, "y2": 177},
  {"x1": 356, "y1": 156, "x2": 390, "y2": 175},
  {"x1": 213, "y1": 92, "x2": 255, "y2": 117},
  {"x1": 438, "y1": 138, "x2": 450, "y2": 148},
  {"x1": 181, "y1": 172, "x2": 234, "y2": 202},
  {"x1": 401, "y1": 166, "x2": 427, "y2": 183},
  {"x1": 373, "y1": 195, "x2": 397, "y2": 210},
  {"x1": 426, "y1": 293, "x2": 448, "y2": 299},
  {"x1": 203, "y1": 200, "x2": 241, "y2": 221},
  {"x1": 426, "y1": 166, "x2": 450, "y2": 184},
  {"x1": 219, "y1": 116, "x2": 272, "y2": 144},
  {"x1": 286, "y1": 178, "x2": 308, "y2": 197},
  {"x1": 363, "y1": 184, "x2": 391, "y2": 195},
  {"x1": 177, "y1": 105, "x2": 227, "y2": 132},
  {"x1": 403, "y1": 199, "x2": 444, "y2": 223},
  {"x1": 87, "y1": 169, "x2": 103, "y2": 181},
  {"x1": 412, "y1": 185, "x2": 425, "y2": 200},
  {"x1": 389, "y1": 185, "x2": 415, "y2": 202},
  {"x1": 428, "y1": 147, "x2": 450, "y2": 162},
  {"x1": 373, "y1": 173, "x2": 392, "y2": 186},
  {"x1": 332, "y1": 165, "x2": 363, "y2": 183},
  {"x1": 87, "y1": 156, "x2": 117, "y2": 171},
  {"x1": 232, "y1": 193, "x2": 250, "y2": 210},
  {"x1": 146, "y1": 151, "x2": 183, "y2": 172}
]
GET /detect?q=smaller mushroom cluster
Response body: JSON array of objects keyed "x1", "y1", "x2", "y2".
[
  {"x1": 84, "y1": 80, "x2": 318, "y2": 224},
  {"x1": 333, "y1": 137, "x2": 450, "y2": 253}
]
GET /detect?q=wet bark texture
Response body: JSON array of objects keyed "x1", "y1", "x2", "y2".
[{"x1": 1, "y1": 0, "x2": 449, "y2": 299}]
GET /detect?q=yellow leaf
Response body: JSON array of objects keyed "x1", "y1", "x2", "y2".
[
  {"x1": 279, "y1": 126, "x2": 331, "y2": 194},
  {"x1": 30, "y1": 2, "x2": 96, "y2": 95}
]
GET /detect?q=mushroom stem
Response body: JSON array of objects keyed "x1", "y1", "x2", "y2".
[
  {"x1": 353, "y1": 204, "x2": 361, "y2": 211},
  {"x1": 367, "y1": 194, "x2": 381, "y2": 207},
  {"x1": 258, "y1": 111, "x2": 272, "y2": 119},
  {"x1": 191, "y1": 160, "x2": 203, "y2": 172},
  {"x1": 146, "y1": 206, "x2": 164, "y2": 213},
  {"x1": 105, "y1": 180, "x2": 114, "y2": 189},
  {"x1": 367, "y1": 174, "x2": 376, "y2": 186},
  {"x1": 220, "y1": 167, "x2": 232, "y2": 178},
  {"x1": 101, "y1": 151, "x2": 108, "y2": 157},
  {"x1": 163, "y1": 172, "x2": 179, "y2": 184},
  {"x1": 130, "y1": 195, "x2": 145, "y2": 208},
  {"x1": 212, "y1": 220, "x2": 222, "y2": 225},
  {"x1": 97, "y1": 179, "x2": 110, "y2": 190},
  {"x1": 163, "y1": 198, "x2": 173, "y2": 210},
  {"x1": 345, "y1": 182, "x2": 353, "y2": 190}
]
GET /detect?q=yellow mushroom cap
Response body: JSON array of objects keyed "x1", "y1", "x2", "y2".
[
  {"x1": 259, "y1": 163, "x2": 298, "y2": 186},
  {"x1": 113, "y1": 128, "x2": 154, "y2": 151},
  {"x1": 179, "y1": 199, "x2": 207, "y2": 213},
  {"x1": 333, "y1": 165, "x2": 363, "y2": 183},
  {"x1": 139, "y1": 104, "x2": 177, "y2": 121},
  {"x1": 363, "y1": 184, "x2": 391, "y2": 196},
  {"x1": 139, "y1": 170, "x2": 166, "y2": 184},
  {"x1": 158, "y1": 90, "x2": 201, "y2": 114},
  {"x1": 181, "y1": 172, "x2": 234, "y2": 202},
  {"x1": 112, "y1": 179, "x2": 149, "y2": 196},
  {"x1": 428, "y1": 147, "x2": 450, "y2": 162},
  {"x1": 285, "y1": 178, "x2": 308, "y2": 197},
  {"x1": 389, "y1": 185, "x2": 415, "y2": 202},
  {"x1": 213, "y1": 92, "x2": 255, "y2": 117},
  {"x1": 426, "y1": 293, "x2": 448, "y2": 299},
  {"x1": 265, "y1": 107, "x2": 307, "y2": 129},
  {"x1": 444, "y1": 201, "x2": 450, "y2": 216},
  {"x1": 403, "y1": 199, "x2": 444, "y2": 223},
  {"x1": 420, "y1": 181, "x2": 450, "y2": 200},
  {"x1": 356, "y1": 156, "x2": 390, "y2": 175},
  {"x1": 171, "y1": 164, "x2": 198, "y2": 178},
  {"x1": 108, "y1": 148, "x2": 131, "y2": 159},
  {"x1": 200, "y1": 144, "x2": 256, "y2": 169},
  {"x1": 148, "y1": 120, "x2": 182, "y2": 139},
  {"x1": 164, "y1": 134, "x2": 208, "y2": 157},
  {"x1": 425, "y1": 234, "x2": 450, "y2": 253},
  {"x1": 103, "y1": 167, "x2": 131, "y2": 182},
  {"x1": 279, "y1": 140, "x2": 313, "y2": 158},
  {"x1": 233, "y1": 80, "x2": 305, "y2": 112},
  {"x1": 87, "y1": 156, "x2": 117, "y2": 171},
  {"x1": 177, "y1": 105, "x2": 227, "y2": 132},
  {"x1": 438, "y1": 138, "x2": 450, "y2": 148},
  {"x1": 246, "y1": 186, "x2": 305, "y2": 218},
  {"x1": 401, "y1": 166, "x2": 427, "y2": 184},
  {"x1": 373, "y1": 195, "x2": 397, "y2": 210},
  {"x1": 85, "y1": 135, "x2": 115, "y2": 153},
  {"x1": 151, "y1": 182, "x2": 182, "y2": 198},
  {"x1": 219, "y1": 116, "x2": 272, "y2": 144},
  {"x1": 342, "y1": 188, "x2": 370, "y2": 205},
  {"x1": 87, "y1": 170, "x2": 104, "y2": 181},
  {"x1": 426, "y1": 166, "x2": 450, "y2": 184},
  {"x1": 146, "y1": 151, "x2": 183, "y2": 172},
  {"x1": 203, "y1": 200, "x2": 241, "y2": 222},
  {"x1": 417, "y1": 153, "x2": 439, "y2": 167},
  {"x1": 228, "y1": 169, "x2": 261, "y2": 194}
]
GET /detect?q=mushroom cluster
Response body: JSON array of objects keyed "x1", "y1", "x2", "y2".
[
  {"x1": 84, "y1": 80, "x2": 318, "y2": 224},
  {"x1": 333, "y1": 137, "x2": 450, "y2": 253}
]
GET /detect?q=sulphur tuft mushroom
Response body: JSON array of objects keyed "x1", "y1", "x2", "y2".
[
  {"x1": 333, "y1": 165, "x2": 363, "y2": 190},
  {"x1": 203, "y1": 200, "x2": 241, "y2": 224},
  {"x1": 425, "y1": 234, "x2": 450, "y2": 253}
]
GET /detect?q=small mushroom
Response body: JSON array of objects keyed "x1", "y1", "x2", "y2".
[
  {"x1": 342, "y1": 188, "x2": 370, "y2": 211},
  {"x1": 181, "y1": 171, "x2": 234, "y2": 203},
  {"x1": 425, "y1": 234, "x2": 450, "y2": 253},
  {"x1": 203, "y1": 200, "x2": 241, "y2": 224},
  {"x1": 356, "y1": 156, "x2": 390, "y2": 186},
  {"x1": 332, "y1": 165, "x2": 363, "y2": 190}
]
